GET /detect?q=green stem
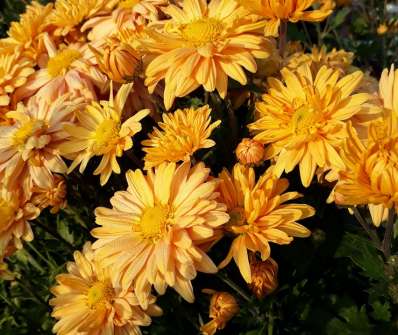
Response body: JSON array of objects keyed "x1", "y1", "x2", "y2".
[
  {"x1": 382, "y1": 208, "x2": 396, "y2": 259},
  {"x1": 217, "y1": 274, "x2": 251, "y2": 302},
  {"x1": 278, "y1": 20, "x2": 288, "y2": 57},
  {"x1": 352, "y1": 207, "x2": 381, "y2": 247},
  {"x1": 34, "y1": 219, "x2": 74, "y2": 251}
]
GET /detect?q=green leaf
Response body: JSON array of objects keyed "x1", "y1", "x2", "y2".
[
  {"x1": 335, "y1": 232, "x2": 385, "y2": 280},
  {"x1": 327, "y1": 305, "x2": 372, "y2": 335},
  {"x1": 56, "y1": 219, "x2": 74, "y2": 245},
  {"x1": 330, "y1": 8, "x2": 351, "y2": 30},
  {"x1": 370, "y1": 301, "x2": 391, "y2": 322}
]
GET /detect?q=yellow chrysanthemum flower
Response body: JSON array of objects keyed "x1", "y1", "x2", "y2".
[
  {"x1": 142, "y1": 0, "x2": 273, "y2": 109},
  {"x1": 0, "y1": 186, "x2": 39, "y2": 255},
  {"x1": 50, "y1": 242, "x2": 162, "y2": 335},
  {"x1": 6, "y1": 1, "x2": 53, "y2": 63},
  {"x1": 200, "y1": 290, "x2": 239, "y2": 335},
  {"x1": 379, "y1": 65, "x2": 398, "y2": 115},
  {"x1": 249, "y1": 65, "x2": 370, "y2": 187},
  {"x1": 334, "y1": 116, "x2": 398, "y2": 210},
  {"x1": 237, "y1": 0, "x2": 334, "y2": 37},
  {"x1": 60, "y1": 83, "x2": 149, "y2": 186},
  {"x1": 0, "y1": 48, "x2": 34, "y2": 107},
  {"x1": 142, "y1": 105, "x2": 221, "y2": 169},
  {"x1": 0, "y1": 94, "x2": 84, "y2": 198},
  {"x1": 92, "y1": 162, "x2": 229, "y2": 306},
  {"x1": 49, "y1": 0, "x2": 119, "y2": 36},
  {"x1": 218, "y1": 164, "x2": 314, "y2": 283}
]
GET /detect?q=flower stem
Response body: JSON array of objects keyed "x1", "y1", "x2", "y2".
[
  {"x1": 351, "y1": 207, "x2": 381, "y2": 247},
  {"x1": 382, "y1": 208, "x2": 396, "y2": 259},
  {"x1": 34, "y1": 218, "x2": 75, "y2": 251},
  {"x1": 279, "y1": 21, "x2": 288, "y2": 57},
  {"x1": 217, "y1": 273, "x2": 251, "y2": 302}
]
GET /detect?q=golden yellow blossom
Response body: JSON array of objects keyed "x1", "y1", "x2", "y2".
[
  {"x1": 218, "y1": 164, "x2": 314, "y2": 283},
  {"x1": 249, "y1": 65, "x2": 370, "y2": 187},
  {"x1": 142, "y1": 0, "x2": 273, "y2": 109},
  {"x1": 142, "y1": 105, "x2": 221, "y2": 169},
  {"x1": 235, "y1": 138, "x2": 265, "y2": 165},
  {"x1": 92, "y1": 162, "x2": 229, "y2": 306},
  {"x1": 50, "y1": 242, "x2": 162, "y2": 335},
  {"x1": 60, "y1": 83, "x2": 149, "y2": 186}
]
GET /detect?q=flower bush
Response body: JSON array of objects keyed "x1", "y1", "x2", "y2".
[{"x1": 0, "y1": 0, "x2": 398, "y2": 334}]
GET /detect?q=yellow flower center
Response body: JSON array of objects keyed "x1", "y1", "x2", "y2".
[
  {"x1": 291, "y1": 105, "x2": 320, "y2": 135},
  {"x1": 47, "y1": 49, "x2": 82, "y2": 78},
  {"x1": 180, "y1": 18, "x2": 223, "y2": 46},
  {"x1": 229, "y1": 207, "x2": 245, "y2": 227},
  {"x1": 12, "y1": 119, "x2": 45, "y2": 148},
  {"x1": 118, "y1": 0, "x2": 140, "y2": 9},
  {"x1": 87, "y1": 281, "x2": 113, "y2": 309},
  {"x1": 91, "y1": 119, "x2": 120, "y2": 154},
  {"x1": 140, "y1": 205, "x2": 170, "y2": 240},
  {"x1": 0, "y1": 198, "x2": 15, "y2": 230}
]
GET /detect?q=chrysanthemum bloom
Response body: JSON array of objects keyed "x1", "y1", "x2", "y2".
[
  {"x1": 218, "y1": 164, "x2": 314, "y2": 283},
  {"x1": 50, "y1": 242, "x2": 162, "y2": 335},
  {"x1": 0, "y1": 48, "x2": 35, "y2": 107},
  {"x1": 49, "y1": 0, "x2": 119, "y2": 37},
  {"x1": 82, "y1": 0, "x2": 168, "y2": 41},
  {"x1": 248, "y1": 256, "x2": 278, "y2": 299},
  {"x1": 249, "y1": 65, "x2": 371, "y2": 187},
  {"x1": 200, "y1": 290, "x2": 239, "y2": 335},
  {"x1": 31, "y1": 174, "x2": 67, "y2": 214},
  {"x1": 90, "y1": 38, "x2": 141, "y2": 83},
  {"x1": 5, "y1": 1, "x2": 53, "y2": 63},
  {"x1": 235, "y1": 138, "x2": 265, "y2": 165},
  {"x1": 0, "y1": 186, "x2": 39, "y2": 255},
  {"x1": 379, "y1": 65, "x2": 398, "y2": 115},
  {"x1": 15, "y1": 34, "x2": 106, "y2": 103},
  {"x1": 142, "y1": 105, "x2": 221, "y2": 169},
  {"x1": 142, "y1": 0, "x2": 273, "y2": 110},
  {"x1": 334, "y1": 117, "x2": 398, "y2": 210},
  {"x1": 60, "y1": 83, "x2": 149, "y2": 186},
  {"x1": 0, "y1": 94, "x2": 85, "y2": 197},
  {"x1": 92, "y1": 162, "x2": 229, "y2": 305},
  {"x1": 236, "y1": 0, "x2": 334, "y2": 37}
]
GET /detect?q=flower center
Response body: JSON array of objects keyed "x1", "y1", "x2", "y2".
[
  {"x1": 228, "y1": 207, "x2": 246, "y2": 228},
  {"x1": 291, "y1": 105, "x2": 320, "y2": 135},
  {"x1": 180, "y1": 18, "x2": 223, "y2": 46},
  {"x1": 0, "y1": 198, "x2": 15, "y2": 230},
  {"x1": 91, "y1": 119, "x2": 120, "y2": 154},
  {"x1": 12, "y1": 119, "x2": 45, "y2": 149},
  {"x1": 118, "y1": 0, "x2": 140, "y2": 9},
  {"x1": 87, "y1": 281, "x2": 113, "y2": 309},
  {"x1": 140, "y1": 205, "x2": 170, "y2": 240},
  {"x1": 47, "y1": 49, "x2": 82, "y2": 78}
]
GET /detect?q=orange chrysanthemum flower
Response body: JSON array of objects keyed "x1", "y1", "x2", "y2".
[
  {"x1": 60, "y1": 83, "x2": 149, "y2": 186},
  {"x1": 379, "y1": 65, "x2": 398, "y2": 115},
  {"x1": 200, "y1": 290, "x2": 239, "y2": 335},
  {"x1": 6, "y1": 1, "x2": 53, "y2": 63},
  {"x1": 0, "y1": 48, "x2": 34, "y2": 107},
  {"x1": 0, "y1": 94, "x2": 84, "y2": 197},
  {"x1": 249, "y1": 65, "x2": 371, "y2": 187},
  {"x1": 235, "y1": 138, "x2": 265, "y2": 165},
  {"x1": 142, "y1": 0, "x2": 273, "y2": 109},
  {"x1": 248, "y1": 256, "x2": 278, "y2": 299},
  {"x1": 92, "y1": 162, "x2": 229, "y2": 306},
  {"x1": 0, "y1": 186, "x2": 39, "y2": 255},
  {"x1": 50, "y1": 242, "x2": 162, "y2": 335},
  {"x1": 142, "y1": 105, "x2": 221, "y2": 169},
  {"x1": 237, "y1": 0, "x2": 334, "y2": 37},
  {"x1": 218, "y1": 164, "x2": 314, "y2": 283}
]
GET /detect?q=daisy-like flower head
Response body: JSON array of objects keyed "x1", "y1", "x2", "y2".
[
  {"x1": 60, "y1": 83, "x2": 150, "y2": 186},
  {"x1": 218, "y1": 164, "x2": 314, "y2": 283},
  {"x1": 15, "y1": 34, "x2": 106, "y2": 103},
  {"x1": 6, "y1": 1, "x2": 53, "y2": 63},
  {"x1": 249, "y1": 65, "x2": 371, "y2": 187},
  {"x1": 334, "y1": 115, "x2": 398, "y2": 210},
  {"x1": 142, "y1": 105, "x2": 221, "y2": 169},
  {"x1": 379, "y1": 65, "x2": 398, "y2": 115},
  {"x1": 49, "y1": 0, "x2": 119, "y2": 37},
  {"x1": 92, "y1": 162, "x2": 229, "y2": 306},
  {"x1": 142, "y1": 0, "x2": 273, "y2": 109},
  {"x1": 0, "y1": 186, "x2": 39, "y2": 255},
  {"x1": 237, "y1": 0, "x2": 334, "y2": 37},
  {"x1": 50, "y1": 242, "x2": 162, "y2": 335},
  {"x1": 0, "y1": 48, "x2": 34, "y2": 107},
  {"x1": 0, "y1": 94, "x2": 85, "y2": 198}
]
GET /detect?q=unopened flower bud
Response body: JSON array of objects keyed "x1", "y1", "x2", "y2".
[
  {"x1": 236, "y1": 138, "x2": 265, "y2": 165},
  {"x1": 248, "y1": 257, "x2": 278, "y2": 299}
]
